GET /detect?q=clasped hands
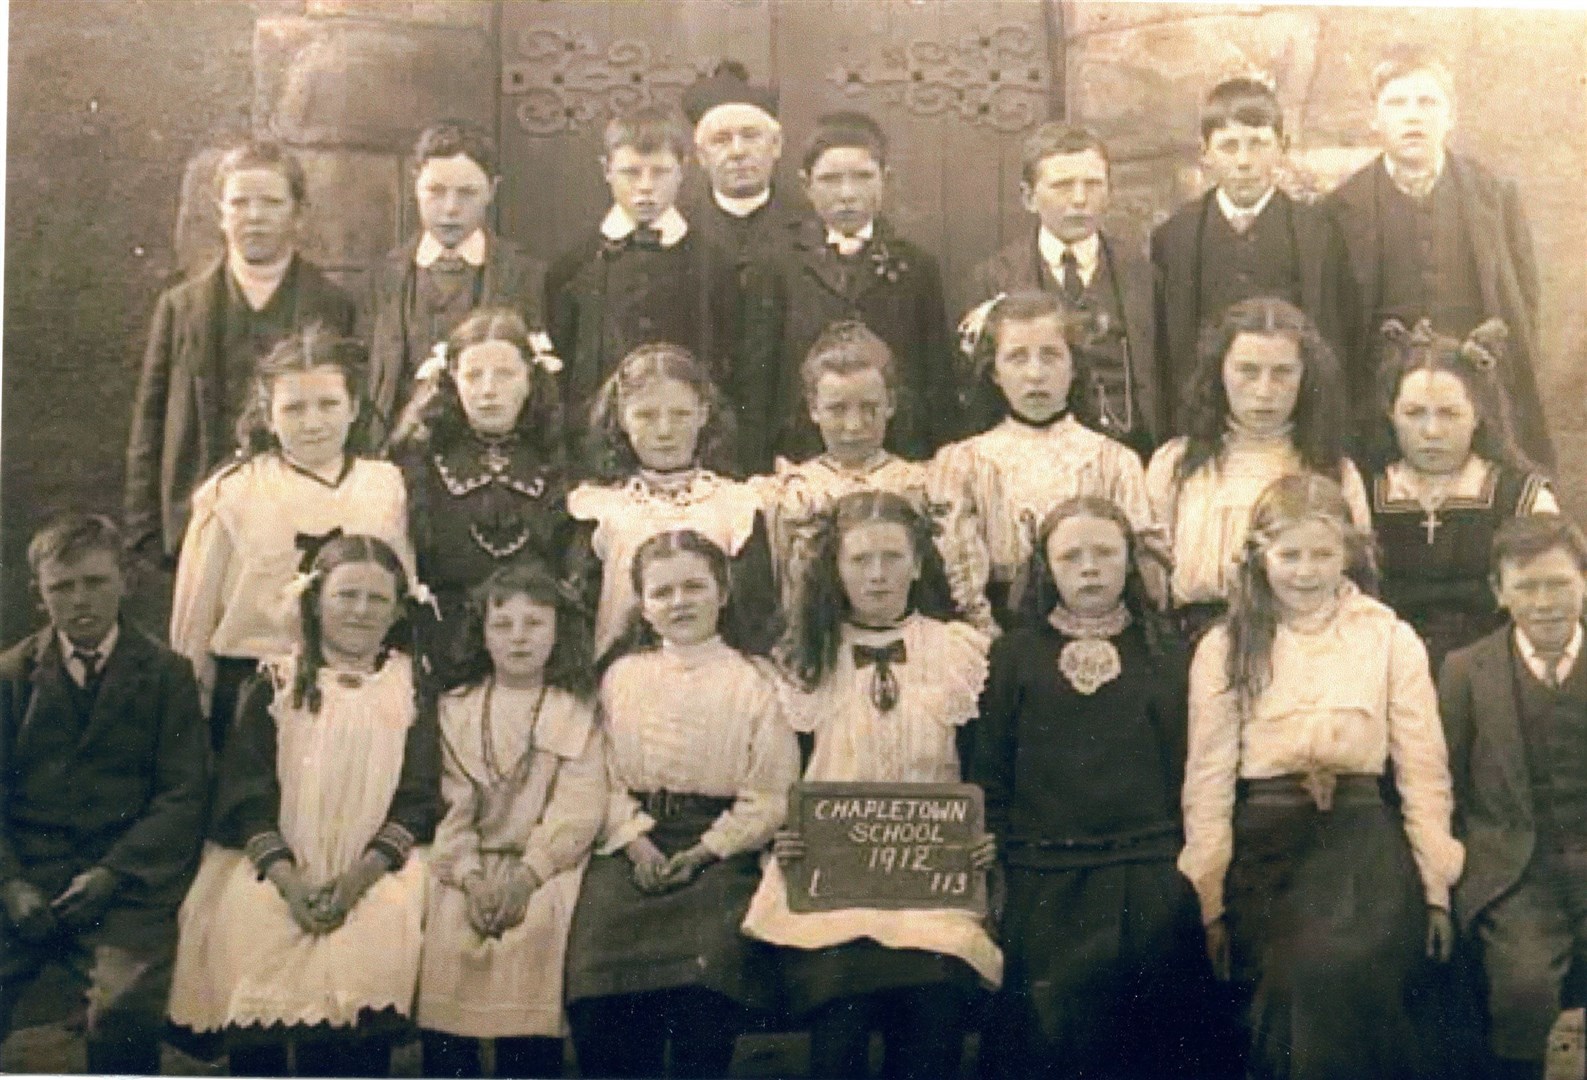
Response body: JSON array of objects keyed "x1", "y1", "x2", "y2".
[
  {"x1": 268, "y1": 851, "x2": 390, "y2": 936},
  {"x1": 1, "y1": 866, "x2": 120, "y2": 942},
  {"x1": 623, "y1": 837, "x2": 716, "y2": 895},
  {"x1": 461, "y1": 862, "x2": 541, "y2": 939}
]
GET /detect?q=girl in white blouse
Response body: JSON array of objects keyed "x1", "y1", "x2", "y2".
[
  {"x1": 563, "y1": 529, "x2": 798, "y2": 1079},
  {"x1": 568, "y1": 343, "x2": 776, "y2": 657},
  {"x1": 170, "y1": 328, "x2": 412, "y2": 750},
  {"x1": 742, "y1": 491, "x2": 998, "y2": 1080},
  {"x1": 1146, "y1": 298, "x2": 1369, "y2": 642},
  {"x1": 1179, "y1": 472, "x2": 1463, "y2": 1080},
  {"x1": 932, "y1": 291, "x2": 1163, "y2": 627}
]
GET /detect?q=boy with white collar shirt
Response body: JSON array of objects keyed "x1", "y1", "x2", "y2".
[
  {"x1": 1150, "y1": 77, "x2": 1359, "y2": 438},
  {"x1": 547, "y1": 103, "x2": 741, "y2": 444},
  {"x1": 368, "y1": 121, "x2": 547, "y2": 430},
  {"x1": 970, "y1": 123, "x2": 1159, "y2": 452},
  {"x1": 768, "y1": 111, "x2": 958, "y2": 464},
  {"x1": 1440, "y1": 514, "x2": 1587, "y2": 1080}
]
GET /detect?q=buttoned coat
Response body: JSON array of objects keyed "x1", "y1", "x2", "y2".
[
  {"x1": 0, "y1": 624, "x2": 210, "y2": 945},
  {"x1": 1438, "y1": 625, "x2": 1557, "y2": 930},
  {"x1": 124, "y1": 257, "x2": 355, "y2": 559},
  {"x1": 367, "y1": 232, "x2": 547, "y2": 433},
  {"x1": 1325, "y1": 152, "x2": 1551, "y2": 468},
  {"x1": 970, "y1": 229, "x2": 1162, "y2": 445},
  {"x1": 1150, "y1": 190, "x2": 1360, "y2": 438}
]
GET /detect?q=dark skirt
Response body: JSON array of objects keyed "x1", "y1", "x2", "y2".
[
  {"x1": 779, "y1": 937, "x2": 978, "y2": 1018},
  {"x1": 1225, "y1": 777, "x2": 1431, "y2": 1080},
  {"x1": 988, "y1": 858, "x2": 1233, "y2": 1079},
  {"x1": 564, "y1": 797, "x2": 777, "y2": 1011}
]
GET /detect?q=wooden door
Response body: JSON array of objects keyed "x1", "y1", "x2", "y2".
[{"x1": 496, "y1": 0, "x2": 1060, "y2": 322}]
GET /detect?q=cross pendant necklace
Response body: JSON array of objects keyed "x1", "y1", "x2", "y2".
[{"x1": 1422, "y1": 507, "x2": 1442, "y2": 544}]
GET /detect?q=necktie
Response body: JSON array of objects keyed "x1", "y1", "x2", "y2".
[
  {"x1": 1059, "y1": 248, "x2": 1084, "y2": 305},
  {"x1": 630, "y1": 226, "x2": 664, "y2": 252},
  {"x1": 73, "y1": 649, "x2": 102, "y2": 689},
  {"x1": 853, "y1": 640, "x2": 906, "y2": 712}
]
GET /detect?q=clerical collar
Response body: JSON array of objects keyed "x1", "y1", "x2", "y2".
[
  {"x1": 714, "y1": 188, "x2": 771, "y2": 218},
  {"x1": 600, "y1": 204, "x2": 689, "y2": 247},
  {"x1": 1007, "y1": 408, "x2": 1070, "y2": 431},
  {"x1": 1384, "y1": 151, "x2": 1446, "y2": 198},
  {"x1": 416, "y1": 229, "x2": 487, "y2": 268},
  {"x1": 228, "y1": 250, "x2": 292, "y2": 312},
  {"x1": 1216, "y1": 186, "x2": 1276, "y2": 226},
  {"x1": 1037, "y1": 228, "x2": 1099, "y2": 284},
  {"x1": 1048, "y1": 604, "x2": 1131, "y2": 640}
]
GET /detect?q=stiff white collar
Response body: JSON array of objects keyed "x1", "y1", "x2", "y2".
[
  {"x1": 1516, "y1": 623, "x2": 1584, "y2": 686},
  {"x1": 416, "y1": 229, "x2": 487, "y2": 268},
  {"x1": 825, "y1": 220, "x2": 874, "y2": 256},
  {"x1": 57, "y1": 623, "x2": 120, "y2": 686},
  {"x1": 599, "y1": 204, "x2": 689, "y2": 247},
  {"x1": 227, "y1": 251, "x2": 292, "y2": 311},
  {"x1": 1216, "y1": 186, "x2": 1276, "y2": 226},
  {"x1": 1037, "y1": 227, "x2": 1100, "y2": 287},
  {"x1": 713, "y1": 188, "x2": 771, "y2": 218}
]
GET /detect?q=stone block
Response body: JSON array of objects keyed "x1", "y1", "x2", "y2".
[
  {"x1": 1071, "y1": 9, "x2": 1321, "y2": 161},
  {"x1": 255, "y1": 15, "x2": 493, "y2": 152},
  {"x1": 1067, "y1": 2, "x2": 1263, "y2": 40},
  {"x1": 305, "y1": 0, "x2": 410, "y2": 19},
  {"x1": 296, "y1": 148, "x2": 403, "y2": 267},
  {"x1": 409, "y1": 0, "x2": 493, "y2": 28}
]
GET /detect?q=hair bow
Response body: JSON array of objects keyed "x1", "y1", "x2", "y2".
[
  {"x1": 293, "y1": 527, "x2": 344, "y2": 573},
  {"x1": 416, "y1": 342, "x2": 448, "y2": 383},
  {"x1": 956, "y1": 294, "x2": 1005, "y2": 361},
  {"x1": 527, "y1": 331, "x2": 564, "y2": 374}
]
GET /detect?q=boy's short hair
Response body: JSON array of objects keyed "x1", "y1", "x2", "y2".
[
  {"x1": 801, "y1": 320, "x2": 899, "y2": 403},
  {"x1": 1020, "y1": 122, "x2": 1111, "y2": 186},
  {"x1": 1492, "y1": 514, "x2": 1587, "y2": 578},
  {"x1": 412, "y1": 120, "x2": 498, "y2": 177},
  {"x1": 213, "y1": 139, "x2": 307, "y2": 205},
  {"x1": 28, "y1": 514, "x2": 125, "y2": 577},
  {"x1": 801, "y1": 111, "x2": 888, "y2": 173},
  {"x1": 1201, "y1": 77, "x2": 1284, "y2": 141},
  {"x1": 602, "y1": 104, "x2": 691, "y2": 162},
  {"x1": 1372, "y1": 43, "x2": 1455, "y2": 101}
]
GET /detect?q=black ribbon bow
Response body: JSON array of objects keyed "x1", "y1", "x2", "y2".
[
  {"x1": 294, "y1": 527, "x2": 344, "y2": 573},
  {"x1": 853, "y1": 639, "x2": 906, "y2": 713}
]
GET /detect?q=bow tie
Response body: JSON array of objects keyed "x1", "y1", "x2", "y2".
[
  {"x1": 853, "y1": 640, "x2": 906, "y2": 712},
  {"x1": 294, "y1": 527, "x2": 344, "y2": 572}
]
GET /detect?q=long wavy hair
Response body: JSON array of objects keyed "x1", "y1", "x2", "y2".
[
  {"x1": 596, "y1": 529, "x2": 762, "y2": 673},
  {"x1": 1017, "y1": 495, "x2": 1173, "y2": 658},
  {"x1": 1375, "y1": 317, "x2": 1537, "y2": 475},
  {"x1": 1175, "y1": 298, "x2": 1349, "y2": 485},
  {"x1": 777, "y1": 490, "x2": 959, "y2": 691},
  {"x1": 1222, "y1": 473, "x2": 1379, "y2": 710},
  {"x1": 395, "y1": 306, "x2": 565, "y2": 465},
  {"x1": 233, "y1": 324, "x2": 378, "y2": 461},
  {"x1": 445, "y1": 558, "x2": 596, "y2": 697},
  {"x1": 292, "y1": 533, "x2": 414, "y2": 713},
  {"x1": 962, "y1": 290, "x2": 1096, "y2": 435},
  {"x1": 580, "y1": 343, "x2": 738, "y2": 482}
]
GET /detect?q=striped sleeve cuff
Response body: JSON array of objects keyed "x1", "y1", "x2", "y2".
[
  {"x1": 244, "y1": 831, "x2": 294, "y2": 878},
  {"x1": 367, "y1": 821, "x2": 417, "y2": 869}
]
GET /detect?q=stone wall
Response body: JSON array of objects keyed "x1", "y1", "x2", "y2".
[{"x1": 1063, "y1": 2, "x2": 1587, "y2": 511}]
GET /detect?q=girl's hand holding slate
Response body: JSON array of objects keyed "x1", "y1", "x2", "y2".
[
  {"x1": 772, "y1": 828, "x2": 806, "y2": 865},
  {"x1": 625, "y1": 836, "x2": 669, "y2": 895}
]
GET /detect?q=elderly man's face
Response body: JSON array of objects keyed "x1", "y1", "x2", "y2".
[{"x1": 694, "y1": 103, "x2": 782, "y2": 199}]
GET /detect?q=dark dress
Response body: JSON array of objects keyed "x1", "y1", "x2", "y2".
[
  {"x1": 971, "y1": 620, "x2": 1227, "y2": 1079},
  {"x1": 397, "y1": 429, "x2": 586, "y2": 686},
  {"x1": 1371, "y1": 461, "x2": 1551, "y2": 672}
]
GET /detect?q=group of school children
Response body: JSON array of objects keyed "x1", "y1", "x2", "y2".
[{"x1": 0, "y1": 37, "x2": 1578, "y2": 1080}]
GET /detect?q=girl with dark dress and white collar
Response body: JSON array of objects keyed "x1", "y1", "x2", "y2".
[{"x1": 391, "y1": 306, "x2": 585, "y2": 688}]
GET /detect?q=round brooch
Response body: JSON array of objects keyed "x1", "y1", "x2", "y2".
[{"x1": 1058, "y1": 637, "x2": 1122, "y2": 695}]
